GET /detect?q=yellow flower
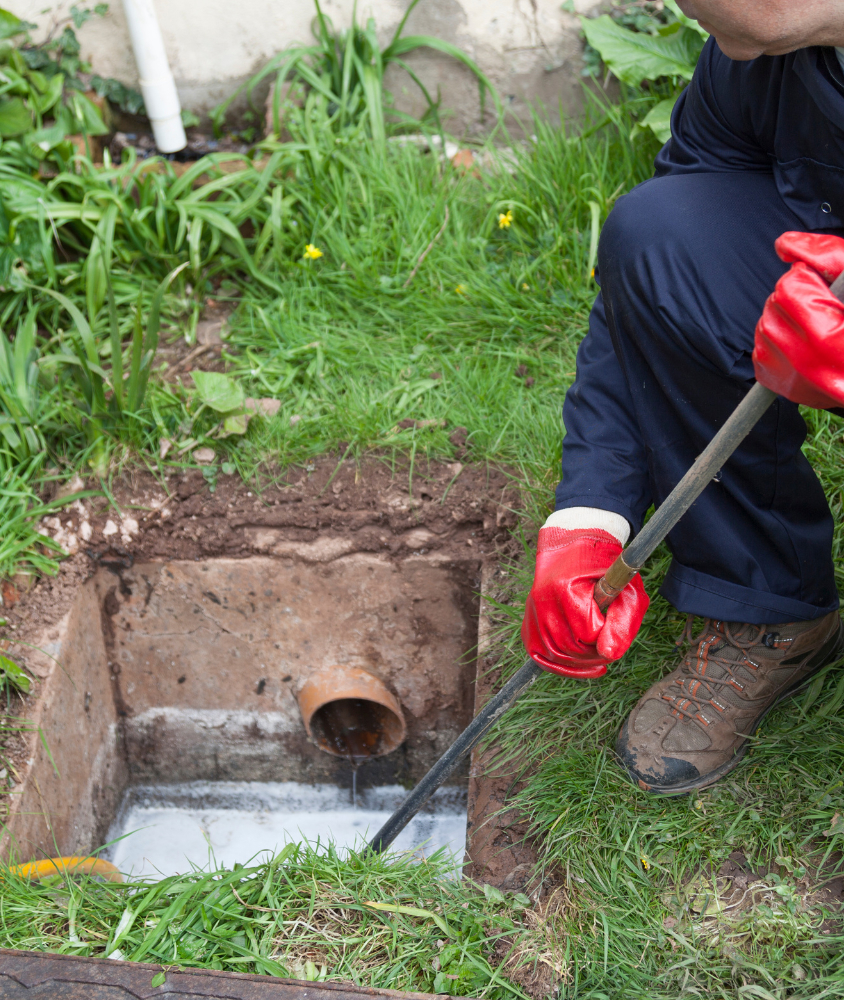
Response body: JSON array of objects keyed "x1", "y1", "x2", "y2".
[
  {"x1": 455, "y1": 284, "x2": 468, "y2": 295},
  {"x1": 521, "y1": 283, "x2": 530, "y2": 291},
  {"x1": 303, "y1": 244, "x2": 323, "y2": 260},
  {"x1": 640, "y1": 856, "x2": 650, "y2": 871},
  {"x1": 498, "y1": 210, "x2": 513, "y2": 229}
]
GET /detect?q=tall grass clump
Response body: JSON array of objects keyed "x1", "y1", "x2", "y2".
[
  {"x1": 211, "y1": 0, "x2": 500, "y2": 143},
  {"x1": 0, "y1": 843, "x2": 543, "y2": 997}
]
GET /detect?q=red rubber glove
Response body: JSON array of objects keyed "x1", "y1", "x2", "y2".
[
  {"x1": 753, "y1": 232, "x2": 844, "y2": 409},
  {"x1": 521, "y1": 527, "x2": 649, "y2": 679}
]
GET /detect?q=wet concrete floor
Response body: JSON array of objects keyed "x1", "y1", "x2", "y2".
[{"x1": 107, "y1": 781, "x2": 467, "y2": 879}]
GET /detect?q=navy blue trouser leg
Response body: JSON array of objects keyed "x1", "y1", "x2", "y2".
[{"x1": 555, "y1": 170, "x2": 839, "y2": 623}]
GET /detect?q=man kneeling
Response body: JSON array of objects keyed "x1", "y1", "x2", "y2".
[{"x1": 522, "y1": 0, "x2": 844, "y2": 793}]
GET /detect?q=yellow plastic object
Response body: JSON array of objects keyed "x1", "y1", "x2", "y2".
[{"x1": 8, "y1": 856, "x2": 123, "y2": 883}]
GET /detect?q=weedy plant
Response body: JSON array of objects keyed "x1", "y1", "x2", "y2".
[
  {"x1": 212, "y1": 0, "x2": 500, "y2": 144},
  {"x1": 0, "y1": 4, "x2": 142, "y2": 168},
  {"x1": 0, "y1": 452, "x2": 66, "y2": 584},
  {"x1": 0, "y1": 309, "x2": 48, "y2": 460},
  {"x1": 580, "y1": 0, "x2": 708, "y2": 142}
]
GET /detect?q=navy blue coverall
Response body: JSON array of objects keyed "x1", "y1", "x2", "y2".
[{"x1": 555, "y1": 39, "x2": 844, "y2": 624}]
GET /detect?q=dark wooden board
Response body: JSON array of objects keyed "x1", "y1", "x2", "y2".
[{"x1": 0, "y1": 950, "x2": 447, "y2": 1000}]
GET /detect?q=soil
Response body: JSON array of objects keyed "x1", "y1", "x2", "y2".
[
  {"x1": 155, "y1": 297, "x2": 233, "y2": 382},
  {"x1": 465, "y1": 655, "x2": 540, "y2": 892},
  {"x1": 110, "y1": 130, "x2": 250, "y2": 164},
  {"x1": 712, "y1": 849, "x2": 844, "y2": 929},
  {"x1": 659, "y1": 847, "x2": 844, "y2": 946},
  {"x1": 3, "y1": 453, "x2": 518, "y2": 629}
]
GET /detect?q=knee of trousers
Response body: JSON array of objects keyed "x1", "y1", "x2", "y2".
[
  {"x1": 598, "y1": 171, "x2": 798, "y2": 379},
  {"x1": 596, "y1": 178, "x2": 685, "y2": 316},
  {"x1": 594, "y1": 172, "x2": 793, "y2": 378}
]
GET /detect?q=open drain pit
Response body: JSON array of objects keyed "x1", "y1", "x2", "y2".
[{"x1": 1, "y1": 550, "x2": 482, "y2": 877}]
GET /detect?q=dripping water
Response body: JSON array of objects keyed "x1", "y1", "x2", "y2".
[{"x1": 311, "y1": 698, "x2": 403, "y2": 813}]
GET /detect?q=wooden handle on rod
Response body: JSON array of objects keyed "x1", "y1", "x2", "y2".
[{"x1": 593, "y1": 553, "x2": 637, "y2": 612}]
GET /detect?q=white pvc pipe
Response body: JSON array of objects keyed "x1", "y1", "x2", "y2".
[{"x1": 121, "y1": 0, "x2": 186, "y2": 153}]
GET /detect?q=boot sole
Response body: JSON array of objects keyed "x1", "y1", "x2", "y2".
[{"x1": 619, "y1": 620, "x2": 844, "y2": 796}]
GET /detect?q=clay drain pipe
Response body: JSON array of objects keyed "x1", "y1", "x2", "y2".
[{"x1": 298, "y1": 665, "x2": 406, "y2": 762}]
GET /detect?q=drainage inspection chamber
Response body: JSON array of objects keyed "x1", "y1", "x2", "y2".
[{"x1": 3, "y1": 545, "x2": 483, "y2": 878}]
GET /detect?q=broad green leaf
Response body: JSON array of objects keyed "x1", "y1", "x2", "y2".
[
  {"x1": 663, "y1": 0, "x2": 710, "y2": 38},
  {"x1": 581, "y1": 15, "x2": 703, "y2": 86},
  {"x1": 0, "y1": 8, "x2": 30, "y2": 40},
  {"x1": 0, "y1": 653, "x2": 30, "y2": 693},
  {"x1": 191, "y1": 371, "x2": 245, "y2": 413},
  {"x1": 483, "y1": 883, "x2": 505, "y2": 905},
  {"x1": 34, "y1": 72, "x2": 64, "y2": 116},
  {"x1": 0, "y1": 97, "x2": 31, "y2": 137},
  {"x1": 433, "y1": 972, "x2": 455, "y2": 993},
  {"x1": 150, "y1": 972, "x2": 166, "y2": 988},
  {"x1": 637, "y1": 96, "x2": 677, "y2": 143},
  {"x1": 25, "y1": 120, "x2": 67, "y2": 155},
  {"x1": 68, "y1": 91, "x2": 109, "y2": 136},
  {"x1": 221, "y1": 411, "x2": 250, "y2": 436}
]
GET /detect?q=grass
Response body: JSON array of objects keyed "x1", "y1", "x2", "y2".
[
  {"x1": 484, "y1": 593, "x2": 844, "y2": 996},
  {"x1": 0, "y1": 842, "x2": 546, "y2": 995},
  {"x1": 0, "y1": 90, "x2": 658, "y2": 573},
  {"x1": 0, "y1": 70, "x2": 842, "y2": 997}
]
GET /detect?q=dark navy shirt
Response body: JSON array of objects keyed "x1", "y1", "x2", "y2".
[{"x1": 656, "y1": 39, "x2": 844, "y2": 233}]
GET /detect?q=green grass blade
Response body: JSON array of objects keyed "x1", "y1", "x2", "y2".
[
  {"x1": 131, "y1": 261, "x2": 189, "y2": 410},
  {"x1": 125, "y1": 293, "x2": 145, "y2": 413},
  {"x1": 385, "y1": 35, "x2": 502, "y2": 116},
  {"x1": 105, "y1": 272, "x2": 123, "y2": 410}
]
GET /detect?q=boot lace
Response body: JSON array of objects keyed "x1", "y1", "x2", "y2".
[{"x1": 663, "y1": 616, "x2": 771, "y2": 727}]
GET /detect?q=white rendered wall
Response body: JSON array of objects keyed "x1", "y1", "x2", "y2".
[{"x1": 8, "y1": 0, "x2": 597, "y2": 132}]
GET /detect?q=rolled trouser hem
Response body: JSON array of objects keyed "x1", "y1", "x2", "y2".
[{"x1": 660, "y1": 561, "x2": 839, "y2": 624}]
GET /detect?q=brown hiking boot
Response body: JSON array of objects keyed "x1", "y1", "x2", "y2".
[{"x1": 616, "y1": 611, "x2": 844, "y2": 794}]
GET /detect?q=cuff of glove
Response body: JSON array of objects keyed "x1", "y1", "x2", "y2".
[{"x1": 543, "y1": 507, "x2": 631, "y2": 546}]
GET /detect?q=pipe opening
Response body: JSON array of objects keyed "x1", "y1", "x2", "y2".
[
  {"x1": 298, "y1": 665, "x2": 407, "y2": 762},
  {"x1": 309, "y1": 697, "x2": 405, "y2": 761}
]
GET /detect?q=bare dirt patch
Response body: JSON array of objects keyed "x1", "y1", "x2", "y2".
[
  {"x1": 660, "y1": 848, "x2": 844, "y2": 951},
  {"x1": 5, "y1": 454, "x2": 516, "y2": 628},
  {"x1": 155, "y1": 297, "x2": 233, "y2": 382}
]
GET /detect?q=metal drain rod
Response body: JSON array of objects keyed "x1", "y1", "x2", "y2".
[{"x1": 367, "y1": 657, "x2": 542, "y2": 853}]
